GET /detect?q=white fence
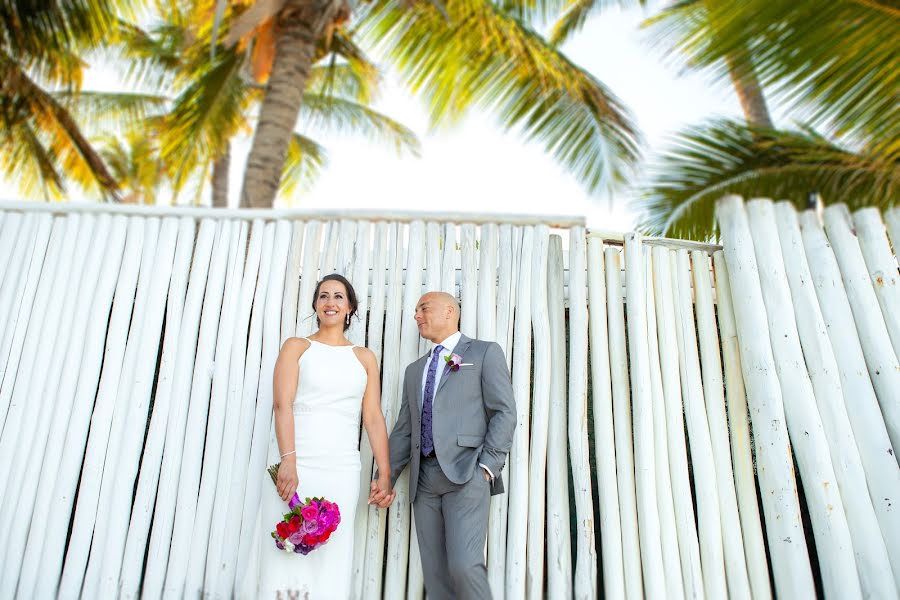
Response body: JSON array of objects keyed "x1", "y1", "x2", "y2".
[{"x1": 0, "y1": 196, "x2": 897, "y2": 599}]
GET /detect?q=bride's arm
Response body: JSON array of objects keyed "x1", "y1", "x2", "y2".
[
  {"x1": 273, "y1": 337, "x2": 308, "y2": 501},
  {"x1": 357, "y1": 348, "x2": 395, "y2": 505}
]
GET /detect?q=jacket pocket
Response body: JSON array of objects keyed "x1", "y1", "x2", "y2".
[{"x1": 457, "y1": 434, "x2": 483, "y2": 448}]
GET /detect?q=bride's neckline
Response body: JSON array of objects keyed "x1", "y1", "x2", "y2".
[{"x1": 308, "y1": 338, "x2": 354, "y2": 348}]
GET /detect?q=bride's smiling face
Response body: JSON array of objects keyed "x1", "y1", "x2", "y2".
[{"x1": 315, "y1": 280, "x2": 350, "y2": 327}]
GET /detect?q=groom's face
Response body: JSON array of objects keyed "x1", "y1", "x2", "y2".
[{"x1": 415, "y1": 293, "x2": 455, "y2": 343}]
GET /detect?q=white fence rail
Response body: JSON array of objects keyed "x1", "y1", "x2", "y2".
[{"x1": 0, "y1": 197, "x2": 898, "y2": 599}]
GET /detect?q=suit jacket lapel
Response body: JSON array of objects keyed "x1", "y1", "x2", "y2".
[{"x1": 435, "y1": 334, "x2": 471, "y2": 398}]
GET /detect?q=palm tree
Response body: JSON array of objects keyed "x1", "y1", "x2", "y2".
[
  {"x1": 109, "y1": 3, "x2": 419, "y2": 207},
  {"x1": 637, "y1": 0, "x2": 899, "y2": 238},
  {"x1": 211, "y1": 0, "x2": 640, "y2": 208},
  {"x1": 0, "y1": 1, "x2": 144, "y2": 199}
]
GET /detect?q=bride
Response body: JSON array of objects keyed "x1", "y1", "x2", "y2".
[{"x1": 258, "y1": 273, "x2": 394, "y2": 598}]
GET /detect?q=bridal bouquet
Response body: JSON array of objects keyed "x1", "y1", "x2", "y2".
[{"x1": 267, "y1": 463, "x2": 341, "y2": 555}]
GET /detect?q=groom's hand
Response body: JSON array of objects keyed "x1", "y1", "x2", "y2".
[{"x1": 368, "y1": 479, "x2": 396, "y2": 508}]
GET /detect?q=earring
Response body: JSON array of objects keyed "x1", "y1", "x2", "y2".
[{"x1": 346, "y1": 313, "x2": 350, "y2": 325}]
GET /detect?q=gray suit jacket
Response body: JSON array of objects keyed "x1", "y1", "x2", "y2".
[{"x1": 386, "y1": 334, "x2": 517, "y2": 501}]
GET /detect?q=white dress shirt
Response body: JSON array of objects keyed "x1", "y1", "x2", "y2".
[{"x1": 421, "y1": 331, "x2": 494, "y2": 481}]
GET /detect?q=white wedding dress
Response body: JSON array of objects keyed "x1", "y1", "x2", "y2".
[{"x1": 257, "y1": 339, "x2": 367, "y2": 599}]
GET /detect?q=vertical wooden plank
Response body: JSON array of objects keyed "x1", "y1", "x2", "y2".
[
  {"x1": 460, "y1": 224, "x2": 478, "y2": 336},
  {"x1": 690, "y1": 250, "x2": 752, "y2": 600},
  {"x1": 216, "y1": 221, "x2": 273, "y2": 596},
  {"x1": 384, "y1": 221, "x2": 425, "y2": 599},
  {"x1": 711, "y1": 252, "x2": 772, "y2": 600},
  {"x1": 746, "y1": 199, "x2": 861, "y2": 599},
  {"x1": 118, "y1": 217, "x2": 197, "y2": 600},
  {"x1": 0, "y1": 213, "x2": 51, "y2": 433},
  {"x1": 505, "y1": 226, "x2": 534, "y2": 600},
  {"x1": 365, "y1": 222, "x2": 402, "y2": 600},
  {"x1": 296, "y1": 220, "x2": 322, "y2": 337},
  {"x1": 773, "y1": 203, "x2": 896, "y2": 596},
  {"x1": 0, "y1": 212, "x2": 38, "y2": 371},
  {"x1": 673, "y1": 250, "x2": 727, "y2": 599},
  {"x1": 139, "y1": 220, "x2": 217, "y2": 600},
  {"x1": 43, "y1": 216, "x2": 144, "y2": 599},
  {"x1": 798, "y1": 210, "x2": 900, "y2": 584},
  {"x1": 605, "y1": 247, "x2": 643, "y2": 600},
  {"x1": 526, "y1": 225, "x2": 551, "y2": 600},
  {"x1": 202, "y1": 220, "x2": 262, "y2": 599},
  {"x1": 184, "y1": 220, "x2": 249, "y2": 597},
  {"x1": 853, "y1": 208, "x2": 900, "y2": 359},
  {"x1": 281, "y1": 220, "x2": 305, "y2": 341},
  {"x1": 650, "y1": 247, "x2": 703, "y2": 600},
  {"x1": 15, "y1": 215, "x2": 126, "y2": 599},
  {"x1": 0, "y1": 215, "x2": 70, "y2": 490},
  {"x1": 234, "y1": 221, "x2": 292, "y2": 596},
  {"x1": 419, "y1": 222, "x2": 443, "y2": 356},
  {"x1": 0, "y1": 212, "x2": 22, "y2": 294},
  {"x1": 0, "y1": 214, "x2": 70, "y2": 592},
  {"x1": 823, "y1": 204, "x2": 900, "y2": 451},
  {"x1": 349, "y1": 219, "x2": 372, "y2": 599},
  {"x1": 588, "y1": 239, "x2": 624, "y2": 600},
  {"x1": 91, "y1": 218, "x2": 180, "y2": 599},
  {"x1": 624, "y1": 234, "x2": 666, "y2": 598},
  {"x1": 336, "y1": 219, "x2": 357, "y2": 277},
  {"x1": 644, "y1": 249, "x2": 684, "y2": 600},
  {"x1": 715, "y1": 194, "x2": 816, "y2": 599},
  {"x1": 546, "y1": 235, "x2": 573, "y2": 598},
  {"x1": 886, "y1": 207, "x2": 900, "y2": 254},
  {"x1": 320, "y1": 220, "x2": 338, "y2": 276},
  {"x1": 488, "y1": 224, "x2": 518, "y2": 599},
  {"x1": 440, "y1": 223, "x2": 456, "y2": 296},
  {"x1": 568, "y1": 228, "x2": 596, "y2": 600}
]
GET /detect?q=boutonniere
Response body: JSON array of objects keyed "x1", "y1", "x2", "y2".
[{"x1": 444, "y1": 353, "x2": 463, "y2": 372}]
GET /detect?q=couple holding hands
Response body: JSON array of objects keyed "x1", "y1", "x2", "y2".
[{"x1": 259, "y1": 274, "x2": 517, "y2": 599}]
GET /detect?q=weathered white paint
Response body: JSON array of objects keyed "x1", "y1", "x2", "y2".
[
  {"x1": 568, "y1": 227, "x2": 597, "y2": 600},
  {"x1": 644, "y1": 249, "x2": 685, "y2": 600},
  {"x1": 650, "y1": 247, "x2": 704, "y2": 600},
  {"x1": 711, "y1": 252, "x2": 772, "y2": 600},
  {"x1": 605, "y1": 247, "x2": 643, "y2": 600},
  {"x1": 2, "y1": 198, "x2": 898, "y2": 600},
  {"x1": 715, "y1": 195, "x2": 816, "y2": 599},
  {"x1": 588, "y1": 238, "x2": 625, "y2": 600},
  {"x1": 745, "y1": 199, "x2": 861, "y2": 599},
  {"x1": 853, "y1": 208, "x2": 900, "y2": 360},
  {"x1": 672, "y1": 249, "x2": 727, "y2": 600},
  {"x1": 547, "y1": 235, "x2": 574, "y2": 599},
  {"x1": 773, "y1": 202, "x2": 897, "y2": 598},
  {"x1": 624, "y1": 233, "x2": 666, "y2": 598},
  {"x1": 823, "y1": 204, "x2": 900, "y2": 452},
  {"x1": 886, "y1": 207, "x2": 900, "y2": 255},
  {"x1": 506, "y1": 226, "x2": 534, "y2": 600},
  {"x1": 526, "y1": 225, "x2": 551, "y2": 600},
  {"x1": 690, "y1": 250, "x2": 752, "y2": 600}
]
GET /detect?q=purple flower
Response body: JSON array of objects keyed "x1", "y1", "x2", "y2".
[{"x1": 444, "y1": 353, "x2": 462, "y2": 372}]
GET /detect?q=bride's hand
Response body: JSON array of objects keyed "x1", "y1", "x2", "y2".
[{"x1": 277, "y1": 457, "x2": 299, "y2": 501}]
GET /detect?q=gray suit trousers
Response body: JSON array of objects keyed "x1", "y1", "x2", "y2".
[{"x1": 414, "y1": 455, "x2": 492, "y2": 600}]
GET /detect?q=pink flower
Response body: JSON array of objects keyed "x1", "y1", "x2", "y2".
[{"x1": 301, "y1": 505, "x2": 318, "y2": 521}]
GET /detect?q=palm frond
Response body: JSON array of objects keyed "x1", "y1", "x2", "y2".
[
  {"x1": 53, "y1": 91, "x2": 168, "y2": 133},
  {"x1": 362, "y1": 0, "x2": 641, "y2": 194},
  {"x1": 636, "y1": 119, "x2": 899, "y2": 240},
  {"x1": 279, "y1": 133, "x2": 328, "y2": 200},
  {"x1": 644, "y1": 0, "x2": 900, "y2": 141},
  {"x1": 160, "y1": 49, "x2": 247, "y2": 190},
  {"x1": 299, "y1": 94, "x2": 421, "y2": 155}
]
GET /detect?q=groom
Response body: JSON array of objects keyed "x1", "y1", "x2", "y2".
[{"x1": 371, "y1": 291, "x2": 516, "y2": 599}]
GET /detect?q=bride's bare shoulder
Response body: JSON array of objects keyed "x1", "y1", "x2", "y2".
[{"x1": 279, "y1": 336, "x2": 311, "y2": 359}]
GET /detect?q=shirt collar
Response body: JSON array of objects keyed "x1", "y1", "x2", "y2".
[{"x1": 434, "y1": 331, "x2": 462, "y2": 355}]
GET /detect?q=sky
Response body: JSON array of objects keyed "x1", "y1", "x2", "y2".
[{"x1": 3, "y1": 3, "x2": 749, "y2": 232}]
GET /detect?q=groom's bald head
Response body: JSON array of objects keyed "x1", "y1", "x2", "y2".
[{"x1": 415, "y1": 291, "x2": 460, "y2": 343}]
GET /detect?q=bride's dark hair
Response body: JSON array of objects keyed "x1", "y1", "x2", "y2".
[{"x1": 312, "y1": 273, "x2": 358, "y2": 332}]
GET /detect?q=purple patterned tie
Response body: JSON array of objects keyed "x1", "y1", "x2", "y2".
[{"x1": 421, "y1": 344, "x2": 444, "y2": 457}]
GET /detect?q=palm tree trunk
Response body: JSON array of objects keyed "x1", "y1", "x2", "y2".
[
  {"x1": 212, "y1": 144, "x2": 230, "y2": 208},
  {"x1": 239, "y1": 1, "x2": 321, "y2": 209},
  {"x1": 725, "y1": 53, "x2": 774, "y2": 129}
]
